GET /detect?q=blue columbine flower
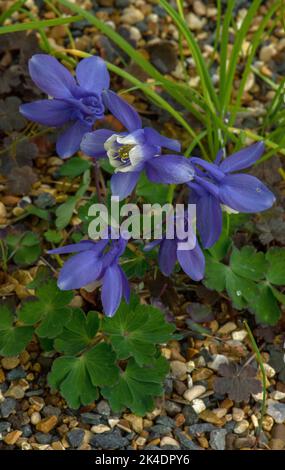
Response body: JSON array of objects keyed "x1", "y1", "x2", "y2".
[
  {"x1": 188, "y1": 142, "x2": 276, "y2": 248},
  {"x1": 48, "y1": 237, "x2": 129, "y2": 317},
  {"x1": 20, "y1": 54, "x2": 111, "y2": 159},
  {"x1": 80, "y1": 90, "x2": 195, "y2": 199},
  {"x1": 145, "y1": 213, "x2": 205, "y2": 281}
]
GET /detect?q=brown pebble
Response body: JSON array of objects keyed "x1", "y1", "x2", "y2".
[
  {"x1": 1, "y1": 356, "x2": 20, "y2": 370},
  {"x1": 197, "y1": 436, "x2": 209, "y2": 448},
  {"x1": 4, "y1": 430, "x2": 22, "y2": 445},
  {"x1": 36, "y1": 416, "x2": 58, "y2": 433},
  {"x1": 51, "y1": 441, "x2": 66, "y2": 450},
  {"x1": 199, "y1": 409, "x2": 226, "y2": 426},
  {"x1": 175, "y1": 413, "x2": 185, "y2": 427},
  {"x1": 192, "y1": 368, "x2": 213, "y2": 382},
  {"x1": 0, "y1": 368, "x2": 5, "y2": 383}
]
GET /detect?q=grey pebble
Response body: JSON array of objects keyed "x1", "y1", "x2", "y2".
[
  {"x1": 80, "y1": 412, "x2": 102, "y2": 425},
  {"x1": 90, "y1": 429, "x2": 129, "y2": 450},
  {"x1": 67, "y1": 428, "x2": 85, "y2": 448},
  {"x1": 156, "y1": 416, "x2": 175, "y2": 428},
  {"x1": 182, "y1": 405, "x2": 199, "y2": 426},
  {"x1": 174, "y1": 429, "x2": 203, "y2": 450},
  {"x1": 164, "y1": 400, "x2": 181, "y2": 417},
  {"x1": 35, "y1": 432, "x2": 52, "y2": 445},
  {"x1": 209, "y1": 429, "x2": 227, "y2": 450},
  {"x1": 187, "y1": 423, "x2": 217, "y2": 435},
  {"x1": 96, "y1": 400, "x2": 111, "y2": 416},
  {"x1": 0, "y1": 422, "x2": 11, "y2": 433},
  {"x1": 21, "y1": 424, "x2": 33, "y2": 438},
  {"x1": 6, "y1": 368, "x2": 26, "y2": 381},
  {"x1": 0, "y1": 398, "x2": 17, "y2": 418},
  {"x1": 42, "y1": 405, "x2": 61, "y2": 418}
]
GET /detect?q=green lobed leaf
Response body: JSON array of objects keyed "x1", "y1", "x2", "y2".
[
  {"x1": 0, "y1": 306, "x2": 33, "y2": 356},
  {"x1": 204, "y1": 254, "x2": 227, "y2": 292},
  {"x1": 7, "y1": 231, "x2": 41, "y2": 266},
  {"x1": 19, "y1": 280, "x2": 73, "y2": 338},
  {"x1": 266, "y1": 247, "x2": 285, "y2": 285},
  {"x1": 225, "y1": 270, "x2": 258, "y2": 310},
  {"x1": 48, "y1": 343, "x2": 119, "y2": 409},
  {"x1": 103, "y1": 301, "x2": 175, "y2": 365},
  {"x1": 55, "y1": 309, "x2": 100, "y2": 355},
  {"x1": 102, "y1": 356, "x2": 169, "y2": 415},
  {"x1": 59, "y1": 156, "x2": 91, "y2": 178},
  {"x1": 136, "y1": 172, "x2": 168, "y2": 205},
  {"x1": 44, "y1": 230, "x2": 63, "y2": 244},
  {"x1": 230, "y1": 246, "x2": 267, "y2": 281},
  {"x1": 252, "y1": 285, "x2": 281, "y2": 325}
]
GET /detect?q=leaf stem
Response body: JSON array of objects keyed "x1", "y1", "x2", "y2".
[{"x1": 243, "y1": 320, "x2": 267, "y2": 436}]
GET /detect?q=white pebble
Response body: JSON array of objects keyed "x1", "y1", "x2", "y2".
[
  {"x1": 192, "y1": 399, "x2": 206, "y2": 414},
  {"x1": 232, "y1": 408, "x2": 245, "y2": 422},
  {"x1": 232, "y1": 330, "x2": 247, "y2": 341},
  {"x1": 208, "y1": 354, "x2": 229, "y2": 371},
  {"x1": 234, "y1": 419, "x2": 249, "y2": 434},
  {"x1": 183, "y1": 385, "x2": 206, "y2": 402}
]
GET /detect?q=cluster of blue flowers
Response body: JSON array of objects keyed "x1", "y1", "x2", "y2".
[{"x1": 20, "y1": 55, "x2": 276, "y2": 316}]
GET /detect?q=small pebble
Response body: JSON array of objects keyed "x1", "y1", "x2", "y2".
[
  {"x1": 183, "y1": 385, "x2": 206, "y2": 402},
  {"x1": 234, "y1": 420, "x2": 249, "y2": 434},
  {"x1": 30, "y1": 412, "x2": 41, "y2": 425},
  {"x1": 267, "y1": 401, "x2": 285, "y2": 424},
  {"x1": 208, "y1": 354, "x2": 229, "y2": 371},
  {"x1": 210, "y1": 429, "x2": 227, "y2": 450},
  {"x1": 232, "y1": 408, "x2": 245, "y2": 422},
  {"x1": 170, "y1": 361, "x2": 187, "y2": 379},
  {"x1": 192, "y1": 399, "x2": 206, "y2": 414},
  {"x1": 1, "y1": 357, "x2": 20, "y2": 370},
  {"x1": 91, "y1": 424, "x2": 111, "y2": 434},
  {"x1": 160, "y1": 436, "x2": 180, "y2": 448},
  {"x1": 67, "y1": 428, "x2": 85, "y2": 448}
]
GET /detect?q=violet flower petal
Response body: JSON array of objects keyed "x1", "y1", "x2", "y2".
[
  {"x1": 57, "y1": 250, "x2": 103, "y2": 290},
  {"x1": 146, "y1": 155, "x2": 195, "y2": 184},
  {"x1": 29, "y1": 54, "x2": 76, "y2": 99},
  {"x1": 177, "y1": 242, "x2": 205, "y2": 281},
  {"x1": 81, "y1": 129, "x2": 114, "y2": 157},
  {"x1": 101, "y1": 263, "x2": 123, "y2": 317},
  {"x1": 219, "y1": 142, "x2": 265, "y2": 173},
  {"x1": 102, "y1": 89, "x2": 142, "y2": 132},
  {"x1": 110, "y1": 171, "x2": 141, "y2": 200},
  {"x1": 20, "y1": 99, "x2": 73, "y2": 127},
  {"x1": 219, "y1": 173, "x2": 276, "y2": 213},
  {"x1": 75, "y1": 56, "x2": 110, "y2": 93},
  {"x1": 56, "y1": 120, "x2": 91, "y2": 159},
  {"x1": 158, "y1": 239, "x2": 177, "y2": 276}
]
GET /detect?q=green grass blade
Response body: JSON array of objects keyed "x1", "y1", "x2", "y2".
[
  {"x1": 219, "y1": 0, "x2": 235, "y2": 106},
  {"x1": 220, "y1": 0, "x2": 262, "y2": 115},
  {"x1": 159, "y1": 0, "x2": 219, "y2": 113},
  {"x1": 0, "y1": 15, "x2": 83, "y2": 34},
  {"x1": 0, "y1": 0, "x2": 28, "y2": 25}
]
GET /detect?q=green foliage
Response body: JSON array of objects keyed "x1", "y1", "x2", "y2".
[
  {"x1": 136, "y1": 173, "x2": 168, "y2": 205},
  {"x1": 19, "y1": 280, "x2": 73, "y2": 338},
  {"x1": 6, "y1": 231, "x2": 41, "y2": 266},
  {"x1": 44, "y1": 229, "x2": 63, "y2": 244},
  {"x1": 204, "y1": 245, "x2": 285, "y2": 325},
  {"x1": 102, "y1": 356, "x2": 169, "y2": 415},
  {"x1": 0, "y1": 306, "x2": 33, "y2": 356},
  {"x1": 59, "y1": 156, "x2": 91, "y2": 178},
  {"x1": 48, "y1": 298, "x2": 173, "y2": 413},
  {"x1": 48, "y1": 343, "x2": 119, "y2": 409},
  {"x1": 1, "y1": 283, "x2": 173, "y2": 414},
  {"x1": 54, "y1": 309, "x2": 100, "y2": 355},
  {"x1": 55, "y1": 169, "x2": 90, "y2": 229},
  {"x1": 102, "y1": 300, "x2": 175, "y2": 366}
]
